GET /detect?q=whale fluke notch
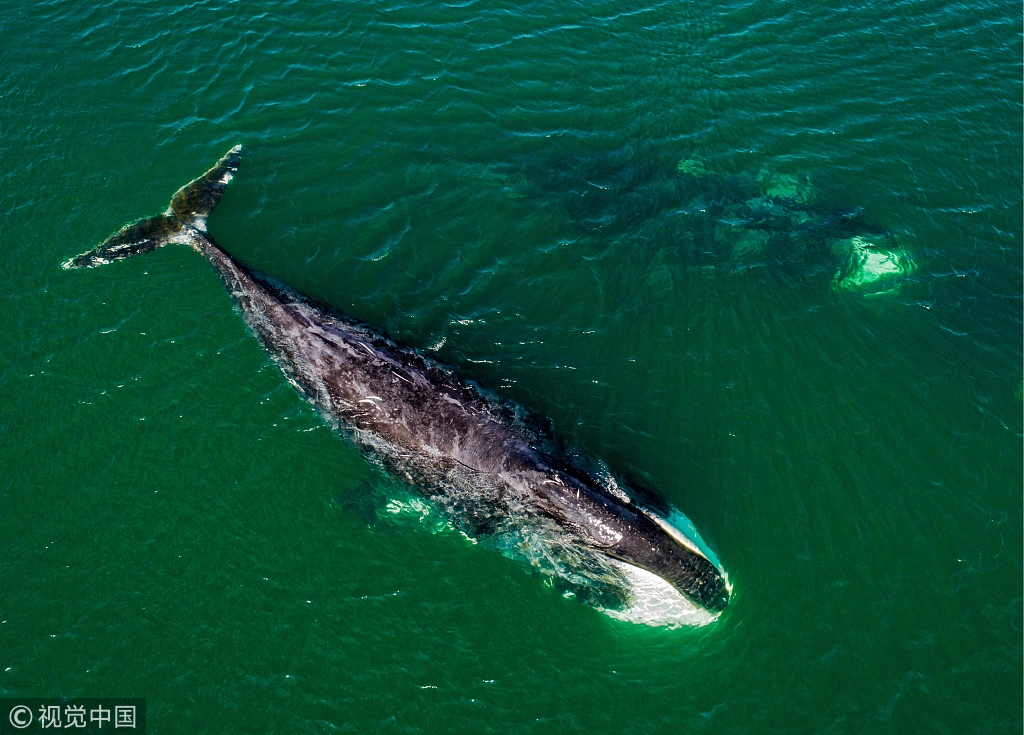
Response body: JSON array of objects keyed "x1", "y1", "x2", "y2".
[{"x1": 62, "y1": 144, "x2": 242, "y2": 270}]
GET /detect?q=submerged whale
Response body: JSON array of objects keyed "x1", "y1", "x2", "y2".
[
  {"x1": 498, "y1": 146, "x2": 910, "y2": 291},
  {"x1": 64, "y1": 147, "x2": 730, "y2": 615}
]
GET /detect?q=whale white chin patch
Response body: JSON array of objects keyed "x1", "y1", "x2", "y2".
[
  {"x1": 600, "y1": 560, "x2": 724, "y2": 628},
  {"x1": 834, "y1": 235, "x2": 915, "y2": 294}
]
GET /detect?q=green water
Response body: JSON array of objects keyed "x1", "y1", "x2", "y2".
[{"x1": 1, "y1": 0, "x2": 1021, "y2": 732}]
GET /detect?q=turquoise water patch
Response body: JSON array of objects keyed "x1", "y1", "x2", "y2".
[
  {"x1": 761, "y1": 171, "x2": 812, "y2": 204},
  {"x1": 676, "y1": 158, "x2": 707, "y2": 175}
]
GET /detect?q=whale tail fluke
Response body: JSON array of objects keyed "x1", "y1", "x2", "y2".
[
  {"x1": 62, "y1": 145, "x2": 242, "y2": 270},
  {"x1": 167, "y1": 144, "x2": 242, "y2": 232}
]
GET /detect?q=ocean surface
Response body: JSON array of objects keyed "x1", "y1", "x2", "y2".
[{"x1": 1, "y1": 0, "x2": 1021, "y2": 732}]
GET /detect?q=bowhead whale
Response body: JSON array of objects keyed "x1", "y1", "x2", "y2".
[{"x1": 64, "y1": 146, "x2": 730, "y2": 614}]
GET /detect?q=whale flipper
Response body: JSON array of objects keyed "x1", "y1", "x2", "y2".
[{"x1": 62, "y1": 145, "x2": 241, "y2": 270}]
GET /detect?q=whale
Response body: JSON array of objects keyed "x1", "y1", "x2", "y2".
[
  {"x1": 499, "y1": 146, "x2": 908, "y2": 291},
  {"x1": 64, "y1": 146, "x2": 730, "y2": 614}
]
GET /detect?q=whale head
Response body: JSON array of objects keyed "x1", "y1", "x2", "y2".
[{"x1": 605, "y1": 507, "x2": 731, "y2": 613}]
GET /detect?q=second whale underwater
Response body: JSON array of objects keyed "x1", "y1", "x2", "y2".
[{"x1": 65, "y1": 146, "x2": 731, "y2": 620}]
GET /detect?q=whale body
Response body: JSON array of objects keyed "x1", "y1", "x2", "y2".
[{"x1": 65, "y1": 147, "x2": 730, "y2": 615}]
